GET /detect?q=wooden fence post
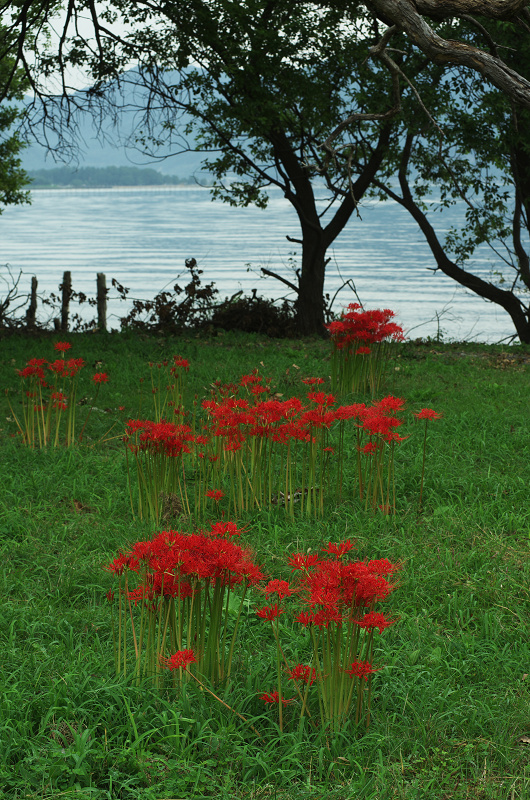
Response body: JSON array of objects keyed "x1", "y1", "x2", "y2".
[
  {"x1": 26, "y1": 276, "x2": 38, "y2": 328},
  {"x1": 97, "y1": 272, "x2": 107, "y2": 331},
  {"x1": 60, "y1": 270, "x2": 72, "y2": 331}
]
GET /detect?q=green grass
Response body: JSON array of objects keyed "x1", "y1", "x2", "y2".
[{"x1": 0, "y1": 331, "x2": 529, "y2": 799}]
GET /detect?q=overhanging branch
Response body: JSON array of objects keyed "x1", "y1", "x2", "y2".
[{"x1": 363, "y1": 0, "x2": 530, "y2": 109}]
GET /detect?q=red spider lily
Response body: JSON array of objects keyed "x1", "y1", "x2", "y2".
[
  {"x1": 26, "y1": 358, "x2": 48, "y2": 367},
  {"x1": 256, "y1": 603, "x2": 284, "y2": 621},
  {"x1": 355, "y1": 611, "x2": 395, "y2": 634},
  {"x1": 104, "y1": 553, "x2": 135, "y2": 575},
  {"x1": 326, "y1": 304, "x2": 404, "y2": 347},
  {"x1": 295, "y1": 611, "x2": 314, "y2": 627},
  {"x1": 366, "y1": 559, "x2": 401, "y2": 576},
  {"x1": 414, "y1": 407, "x2": 442, "y2": 512},
  {"x1": 311, "y1": 607, "x2": 344, "y2": 628},
  {"x1": 264, "y1": 579, "x2": 292, "y2": 599},
  {"x1": 209, "y1": 521, "x2": 241, "y2": 537},
  {"x1": 414, "y1": 408, "x2": 442, "y2": 420},
  {"x1": 289, "y1": 664, "x2": 317, "y2": 686},
  {"x1": 92, "y1": 372, "x2": 109, "y2": 384},
  {"x1": 302, "y1": 377, "x2": 325, "y2": 386},
  {"x1": 361, "y1": 442, "x2": 380, "y2": 455},
  {"x1": 17, "y1": 364, "x2": 47, "y2": 384},
  {"x1": 287, "y1": 552, "x2": 320, "y2": 572},
  {"x1": 163, "y1": 649, "x2": 197, "y2": 670},
  {"x1": 345, "y1": 660, "x2": 378, "y2": 680},
  {"x1": 65, "y1": 358, "x2": 86, "y2": 376},
  {"x1": 240, "y1": 371, "x2": 263, "y2": 386},
  {"x1": 322, "y1": 540, "x2": 354, "y2": 557},
  {"x1": 171, "y1": 355, "x2": 190, "y2": 371},
  {"x1": 54, "y1": 341, "x2": 72, "y2": 352},
  {"x1": 206, "y1": 489, "x2": 225, "y2": 502},
  {"x1": 259, "y1": 690, "x2": 293, "y2": 705},
  {"x1": 250, "y1": 384, "x2": 269, "y2": 396},
  {"x1": 306, "y1": 391, "x2": 336, "y2": 407}
]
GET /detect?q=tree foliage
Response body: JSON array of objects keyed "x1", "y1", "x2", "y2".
[{"x1": 0, "y1": 26, "x2": 31, "y2": 213}]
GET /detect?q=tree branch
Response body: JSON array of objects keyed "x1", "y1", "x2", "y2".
[
  {"x1": 363, "y1": 0, "x2": 530, "y2": 109},
  {"x1": 260, "y1": 267, "x2": 299, "y2": 294}
]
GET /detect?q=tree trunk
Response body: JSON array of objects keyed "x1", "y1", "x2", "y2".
[
  {"x1": 296, "y1": 230, "x2": 328, "y2": 335},
  {"x1": 399, "y1": 192, "x2": 530, "y2": 343}
]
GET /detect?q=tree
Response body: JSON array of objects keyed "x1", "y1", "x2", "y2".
[
  {"x1": 0, "y1": 26, "x2": 31, "y2": 213},
  {"x1": 361, "y1": 0, "x2": 530, "y2": 109},
  {"x1": 4, "y1": 0, "x2": 409, "y2": 334},
  {"x1": 340, "y1": 16, "x2": 530, "y2": 342}
]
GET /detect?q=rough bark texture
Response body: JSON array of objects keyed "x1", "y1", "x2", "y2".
[
  {"x1": 413, "y1": 0, "x2": 527, "y2": 19},
  {"x1": 364, "y1": 0, "x2": 530, "y2": 109}
]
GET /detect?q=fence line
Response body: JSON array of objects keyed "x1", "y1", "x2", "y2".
[{"x1": 23, "y1": 270, "x2": 109, "y2": 332}]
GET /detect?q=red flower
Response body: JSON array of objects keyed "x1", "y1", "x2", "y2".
[
  {"x1": 206, "y1": 489, "x2": 225, "y2": 502},
  {"x1": 322, "y1": 540, "x2": 354, "y2": 557},
  {"x1": 289, "y1": 664, "x2": 316, "y2": 686},
  {"x1": 164, "y1": 649, "x2": 197, "y2": 670},
  {"x1": 345, "y1": 660, "x2": 378, "y2": 680},
  {"x1": 92, "y1": 372, "x2": 109, "y2": 384},
  {"x1": 171, "y1": 355, "x2": 190, "y2": 371},
  {"x1": 355, "y1": 611, "x2": 395, "y2": 634},
  {"x1": 54, "y1": 341, "x2": 72, "y2": 352},
  {"x1": 264, "y1": 579, "x2": 292, "y2": 599},
  {"x1": 414, "y1": 408, "x2": 442, "y2": 420},
  {"x1": 208, "y1": 520, "x2": 240, "y2": 537},
  {"x1": 26, "y1": 358, "x2": 48, "y2": 367},
  {"x1": 18, "y1": 364, "x2": 47, "y2": 384},
  {"x1": 287, "y1": 552, "x2": 320, "y2": 572},
  {"x1": 240, "y1": 371, "x2": 262, "y2": 386},
  {"x1": 296, "y1": 612, "x2": 314, "y2": 627},
  {"x1": 104, "y1": 553, "x2": 131, "y2": 575},
  {"x1": 259, "y1": 690, "x2": 293, "y2": 705},
  {"x1": 306, "y1": 391, "x2": 335, "y2": 407},
  {"x1": 256, "y1": 603, "x2": 284, "y2": 621}
]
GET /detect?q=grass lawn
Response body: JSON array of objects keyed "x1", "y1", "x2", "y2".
[{"x1": 0, "y1": 330, "x2": 529, "y2": 799}]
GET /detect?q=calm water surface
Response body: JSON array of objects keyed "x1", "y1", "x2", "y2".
[{"x1": 0, "y1": 185, "x2": 515, "y2": 341}]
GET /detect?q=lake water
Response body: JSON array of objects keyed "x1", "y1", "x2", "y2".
[{"x1": 0, "y1": 185, "x2": 516, "y2": 342}]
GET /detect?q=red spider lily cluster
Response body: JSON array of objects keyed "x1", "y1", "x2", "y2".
[
  {"x1": 123, "y1": 419, "x2": 196, "y2": 518},
  {"x1": 256, "y1": 543, "x2": 399, "y2": 732},
  {"x1": 326, "y1": 304, "x2": 405, "y2": 395},
  {"x1": 8, "y1": 343, "x2": 109, "y2": 447},
  {"x1": 105, "y1": 521, "x2": 264, "y2": 685},
  {"x1": 124, "y1": 364, "x2": 419, "y2": 520},
  {"x1": 145, "y1": 534, "x2": 399, "y2": 733}
]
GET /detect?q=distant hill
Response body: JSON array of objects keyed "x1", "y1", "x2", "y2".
[
  {"x1": 19, "y1": 68, "x2": 212, "y2": 177},
  {"x1": 28, "y1": 165, "x2": 198, "y2": 188}
]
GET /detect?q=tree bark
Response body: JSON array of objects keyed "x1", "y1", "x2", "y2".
[
  {"x1": 296, "y1": 228, "x2": 328, "y2": 335},
  {"x1": 364, "y1": 0, "x2": 530, "y2": 110}
]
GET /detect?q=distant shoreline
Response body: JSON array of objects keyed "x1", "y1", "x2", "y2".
[
  {"x1": 27, "y1": 164, "x2": 211, "y2": 190},
  {"x1": 29, "y1": 184, "x2": 210, "y2": 191}
]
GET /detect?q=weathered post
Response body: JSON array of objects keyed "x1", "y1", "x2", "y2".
[
  {"x1": 97, "y1": 272, "x2": 107, "y2": 331},
  {"x1": 60, "y1": 270, "x2": 72, "y2": 331},
  {"x1": 26, "y1": 276, "x2": 38, "y2": 328}
]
